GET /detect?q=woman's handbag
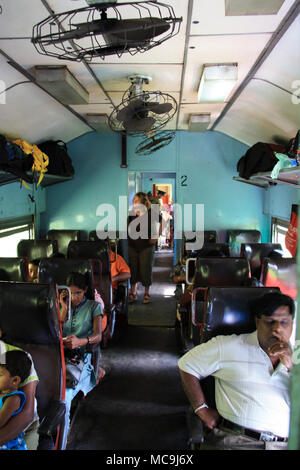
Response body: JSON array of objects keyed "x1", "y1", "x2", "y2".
[{"x1": 64, "y1": 348, "x2": 85, "y2": 389}]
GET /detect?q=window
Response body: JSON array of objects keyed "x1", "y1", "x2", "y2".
[
  {"x1": 0, "y1": 220, "x2": 34, "y2": 257},
  {"x1": 271, "y1": 218, "x2": 292, "y2": 258}
]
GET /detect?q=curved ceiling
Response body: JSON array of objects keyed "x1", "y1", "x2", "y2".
[{"x1": 0, "y1": 0, "x2": 299, "y2": 146}]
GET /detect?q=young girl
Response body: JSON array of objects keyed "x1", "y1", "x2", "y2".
[{"x1": 0, "y1": 350, "x2": 32, "y2": 450}]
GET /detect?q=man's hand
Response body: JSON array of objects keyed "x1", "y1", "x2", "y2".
[
  {"x1": 195, "y1": 407, "x2": 221, "y2": 430},
  {"x1": 268, "y1": 333, "x2": 293, "y2": 371}
]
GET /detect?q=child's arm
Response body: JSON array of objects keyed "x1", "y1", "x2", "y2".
[{"x1": 0, "y1": 395, "x2": 21, "y2": 428}]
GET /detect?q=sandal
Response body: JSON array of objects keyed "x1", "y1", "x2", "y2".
[
  {"x1": 129, "y1": 292, "x2": 137, "y2": 303},
  {"x1": 143, "y1": 294, "x2": 151, "y2": 304}
]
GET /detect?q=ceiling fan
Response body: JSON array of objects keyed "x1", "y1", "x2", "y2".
[
  {"x1": 108, "y1": 75, "x2": 177, "y2": 135},
  {"x1": 32, "y1": 1, "x2": 182, "y2": 62},
  {"x1": 135, "y1": 130, "x2": 176, "y2": 155}
]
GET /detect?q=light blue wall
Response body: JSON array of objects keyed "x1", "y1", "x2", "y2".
[{"x1": 263, "y1": 183, "x2": 299, "y2": 222}]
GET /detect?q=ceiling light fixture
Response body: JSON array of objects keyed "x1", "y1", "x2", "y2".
[{"x1": 198, "y1": 63, "x2": 238, "y2": 103}]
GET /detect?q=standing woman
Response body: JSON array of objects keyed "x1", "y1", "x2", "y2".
[{"x1": 128, "y1": 192, "x2": 162, "y2": 304}]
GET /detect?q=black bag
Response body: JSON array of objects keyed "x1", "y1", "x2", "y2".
[
  {"x1": 0, "y1": 134, "x2": 34, "y2": 182},
  {"x1": 64, "y1": 348, "x2": 85, "y2": 389},
  {"x1": 237, "y1": 142, "x2": 286, "y2": 179},
  {"x1": 38, "y1": 140, "x2": 75, "y2": 177}
]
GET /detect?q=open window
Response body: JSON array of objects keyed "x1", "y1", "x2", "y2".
[
  {"x1": 0, "y1": 217, "x2": 34, "y2": 257},
  {"x1": 271, "y1": 217, "x2": 292, "y2": 258}
]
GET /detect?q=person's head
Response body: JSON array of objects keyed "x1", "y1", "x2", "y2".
[
  {"x1": 0, "y1": 350, "x2": 32, "y2": 392},
  {"x1": 65, "y1": 272, "x2": 88, "y2": 308},
  {"x1": 250, "y1": 292, "x2": 295, "y2": 351},
  {"x1": 28, "y1": 258, "x2": 40, "y2": 283},
  {"x1": 133, "y1": 192, "x2": 151, "y2": 213}
]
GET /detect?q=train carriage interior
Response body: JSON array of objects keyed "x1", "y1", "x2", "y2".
[{"x1": 0, "y1": 0, "x2": 300, "y2": 453}]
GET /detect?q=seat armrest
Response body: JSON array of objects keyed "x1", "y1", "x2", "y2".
[
  {"x1": 38, "y1": 400, "x2": 66, "y2": 437},
  {"x1": 186, "y1": 406, "x2": 205, "y2": 445}
]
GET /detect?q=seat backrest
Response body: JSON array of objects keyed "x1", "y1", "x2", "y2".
[
  {"x1": 226, "y1": 229, "x2": 262, "y2": 256},
  {"x1": 17, "y1": 239, "x2": 58, "y2": 259},
  {"x1": 89, "y1": 231, "x2": 129, "y2": 264},
  {"x1": 46, "y1": 230, "x2": 86, "y2": 257},
  {"x1": 0, "y1": 257, "x2": 28, "y2": 281},
  {"x1": 241, "y1": 243, "x2": 282, "y2": 279},
  {"x1": 67, "y1": 240, "x2": 111, "y2": 310},
  {"x1": 194, "y1": 243, "x2": 230, "y2": 258},
  {"x1": 0, "y1": 282, "x2": 63, "y2": 421},
  {"x1": 194, "y1": 257, "x2": 250, "y2": 288},
  {"x1": 38, "y1": 258, "x2": 97, "y2": 300},
  {"x1": 261, "y1": 257, "x2": 297, "y2": 299},
  {"x1": 183, "y1": 231, "x2": 218, "y2": 256}
]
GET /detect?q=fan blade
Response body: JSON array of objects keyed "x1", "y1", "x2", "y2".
[
  {"x1": 145, "y1": 102, "x2": 173, "y2": 114},
  {"x1": 124, "y1": 117, "x2": 155, "y2": 132},
  {"x1": 116, "y1": 100, "x2": 145, "y2": 122},
  {"x1": 103, "y1": 18, "x2": 170, "y2": 45}
]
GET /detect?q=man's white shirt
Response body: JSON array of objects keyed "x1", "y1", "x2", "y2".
[{"x1": 178, "y1": 331, "x2": 290, "y2": 437}]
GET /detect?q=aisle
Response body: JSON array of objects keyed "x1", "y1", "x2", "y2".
[{"x1": 67, "y1": 251, "x2": 189, "y2": 450}]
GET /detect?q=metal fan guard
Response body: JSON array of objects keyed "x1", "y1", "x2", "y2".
[
  {"x1": 135, "y1": 130, "x2": 176, "y2": 155},
  {"x1": 108, "y1": 91, "x2": 177, "y2": 136},
  {"x1": 31, "y1": 1, "x2": 182, "y2": 62}
]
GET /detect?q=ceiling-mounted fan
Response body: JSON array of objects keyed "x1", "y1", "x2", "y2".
[
  {"x1": 108, "y1": 75, "x2": 177, "y2": 135},
  {"x1": 32, "y1": 1, "x2": 182, "y2": 62},
  {"x1": 135, "y1": 130, "x2": 175, "y2": 155}
]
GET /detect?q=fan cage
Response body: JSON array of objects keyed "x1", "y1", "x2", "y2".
[
  {"x1": 135, "y1": 130, "x2": 176, "y2": 155},
  {"x1": 31, "y1": 1, "x2": 182, "y2": 62},
  {"x1": 108, "y1": 90, "x2": 178, "y2": 136}
]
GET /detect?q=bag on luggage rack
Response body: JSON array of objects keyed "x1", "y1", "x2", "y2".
[
  {"x1": 38, "y1": 140, "x2": 75, "y2": 177},
  {"x1": 0, "y1": 134, "x2": 34, "y2": 183},
  {"x1": 237, "y1": 142, "x2": 287, "y2": 179}
]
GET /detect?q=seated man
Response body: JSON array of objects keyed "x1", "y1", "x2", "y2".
[
  {"x1": 0, "y1": 328, "x2": 39, "y2": 450},
  {"x1": 178, "y1": 292, "x2": 295, "y2": 450},
  {"x1": 110, "y1": 249, "x2": 131, "y2": 302}
]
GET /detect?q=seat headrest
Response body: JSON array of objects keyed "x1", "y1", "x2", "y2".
[
  {"x1": 67, "y1": 240, "x2": 110, "y2": 273},
  {"x1": 17, "y1": 239, "x2": 58, "y2": 259},
  {"x1": 261, "y1": 257, "x2": 297, "y2": 299},
  {"x1": 46, "y1": 229, "x2": 86, "y2": 256},
  {"x1": 0, "y1": 282, "x2": 60, "y2": 345},
  {"x1": 0, "y1": 257, "x2": 28, "y2": 281},
  {"x1": 194, "y1": 257, "x2": 250, "y2": 288},
  {"x1": 194, "y1": 243, "x2": 230, "y2": 258},
  {"x1": 227, "y1": 230, "x2": 262, "y2": 256},
  {"x1": 241, "y1": 243, "x2": 282, "y2": 278},
  {"x1": 202, "y1": 286, "x2": 280, "y2": 343}
]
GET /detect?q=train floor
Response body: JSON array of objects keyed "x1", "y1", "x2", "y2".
[{"x1": 66, "y1": 250, "x2": 190, "y2": 450}]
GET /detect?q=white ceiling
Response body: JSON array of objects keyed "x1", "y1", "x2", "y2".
[{"x1": 0, "y1": 0, "x2": 299, "y2": 146}]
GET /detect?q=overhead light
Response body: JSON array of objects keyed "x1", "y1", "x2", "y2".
[
  {"x1": 30, "y1": 65, "x2": 89, "y2": 104},
  {"x1": 225, "y1": 0, "x2": 285, "y2": 16},
  {"x1": 188, "y1": 114, "x2": 211, "y2": 132},
  {"x1": 198, "y1": 64, "x2": 238, "y2": 103}
]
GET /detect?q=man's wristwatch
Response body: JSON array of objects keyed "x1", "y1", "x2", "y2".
[{"x1": 194, "y1": 403, "x2": 209, "y2": 414}]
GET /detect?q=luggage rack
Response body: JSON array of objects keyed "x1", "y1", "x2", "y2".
[
  {"x1": 0, "y1": 170, "x2": 73, "y2": 188},
  {"x1": 233, "y1": 166, "x2": 300, "y2": 189}
]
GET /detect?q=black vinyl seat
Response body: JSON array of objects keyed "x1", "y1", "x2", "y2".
[
  {"x1": 0, "y1": 281, "x2": 66, "y2": 450},
  {"x1": 226, "y1": 229, "x2": 262, "y2": 256},
  {"x1": 186, "y1": 285, "x2": 279, "y2": 448},
  {"x1": 260, "y1": 257, "x2": 297, "y2": 300},
  {"x1": 241, "y1": 242, "x2": 282, "y2": 280},
  {"x1": 46, "y1": 230, "x2": 87, "y2": 257},
  {"x1": 0, "y1": 257, "x2": 28, "y2": 281},
  {"x1": 17, "y1": 239, "x2": 58, "y2": 259}
]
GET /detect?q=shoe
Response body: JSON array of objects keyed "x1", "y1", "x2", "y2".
[
  {"x1": 143, "y1": 294, "x2": 151, "y2": 304},
  {"x1": 129, "y1": 292, "x2": 137, "y2": 303}
]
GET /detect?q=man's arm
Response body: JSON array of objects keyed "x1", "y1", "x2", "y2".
[
  {"x1": 179, "y1": 369, "x2": 220, "y2": 430},
  {"x1": 0, "y1": 380, "x2": 37, "y2": 445}
]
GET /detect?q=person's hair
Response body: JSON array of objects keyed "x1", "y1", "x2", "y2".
[
  {"x1": 134, "y1": 192, "x2": 151, "y2": 210},
  {"x1": 1, "y1": 350, "x2": 32, "y2": 383},
  {"x1": 29, "y1": 258, "x2": 40, "y2": 266},
  {"x1": 250, "y1": 292, "x2": 295, "y2": 319},
  {"x1": 65, "y1": 272, "x2": 88, "y2": 290}
]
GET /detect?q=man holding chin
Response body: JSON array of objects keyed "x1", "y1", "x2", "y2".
[{"x1": 178, "y1": 292, "x2": 295, "y2": 450}]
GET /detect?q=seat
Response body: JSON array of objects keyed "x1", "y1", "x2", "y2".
[
  {"x1": 241, "y1": 243, "x2": 282, "y2": 280},
  {"x1": 185, "y1": 244, "x2": 230, "y2": 283},
  {"x1": 226, "y1": 229, "x2": 262, "y2": 256},
  {"x1": 260, "y1": 257, "x2": 297, "y2": 300},
  {"x1": 186, "y1": 285, "x2": 279, "y2": 448},
  {"x1": 0, "y1": 257, "x2": 28, "y2": 281},
  {"x1": 0, "y1": 281, "x2": 66, "y2": 450},
  {"x1": 67, "y1": 240, "x2": 114, "y2": 347},
  {"x1": 38, "y1": 257, "x2": 102, "y2": 374},
  {"x1": 46, "y1": 230, "x2": 87, "y2": 257},
  {"x1": 182, "y1": 231, "x2": 218, "y2": 259},
  {"x1": 17, "y1": 239, "x2": 58, "y2": 259}
]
